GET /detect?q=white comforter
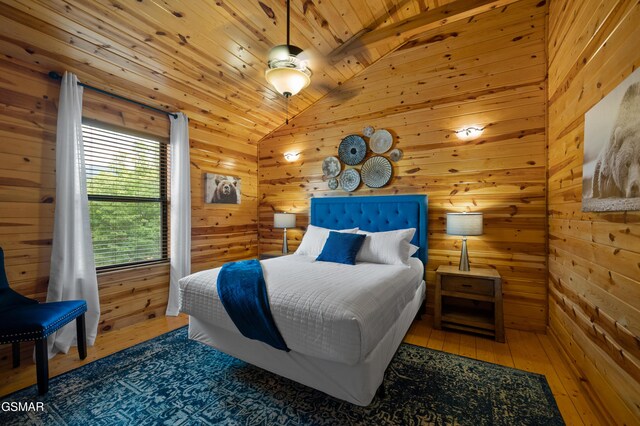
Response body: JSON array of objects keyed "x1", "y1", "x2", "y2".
[{"x1": 179, "y1": 255, "x2": 424, "y2": 365}]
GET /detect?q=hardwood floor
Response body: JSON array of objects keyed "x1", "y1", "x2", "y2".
[{"x1": 1, "y1": 314, "x2": 605, "y2": 424}]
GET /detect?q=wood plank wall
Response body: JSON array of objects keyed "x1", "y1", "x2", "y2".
[
  {"x1": 547, "y1": 0, "x2": 640, "y2": 422},
  {"x1": 258, "y1": 0, "x2": 548, "y2": 332},
  {"x1": 0, "y1": 57, "x2": 257, "y2": 364}
]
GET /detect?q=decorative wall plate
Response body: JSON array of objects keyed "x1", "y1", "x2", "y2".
[
  {"x1": 363, "y1": 126, "x2": 375, "y2": 137},
  {"x1": 370, "y1": 129, "x2": 393, "y2": 154},
  {"x1": 389, "y1": 148, "x2": 403, "y2": 162},
  {"x1": 340, "y1": 168, "x2": 360, "y2": 192},
  {"x1": 328, "y1": 177, "x2": 338, "y2": 190},
  {"x1": 322, "y1": 156, "x2": 341, "y2": 178},
  {"x1": 338, "y1": 135, "x2": 367, "y2": 165},
  {"x1": 361, "y1": 156, "x2": 392, "y2": 188}
]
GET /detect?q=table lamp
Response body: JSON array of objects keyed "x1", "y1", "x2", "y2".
[
  {"x1": 274, "y1": 212, "x2": 296, "y2": 254},
  {"x1": 446, "y1": 212, "x2": 483, "y2": 271}
]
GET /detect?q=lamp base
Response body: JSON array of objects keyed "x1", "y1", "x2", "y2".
[
  {"x1": 458, "y1": 237, "x2": 470, "y2": 271},
  {"x1": 281, "y1": 228, "x2": 289, "y2": 254}
]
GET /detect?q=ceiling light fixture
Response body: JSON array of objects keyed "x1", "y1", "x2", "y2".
[
  {"x1": 265, "y1": 0, "x2": 312, "y2": 124},
  {"x1": 455, "y1": 126, "x2": 484, "y2": 141}
]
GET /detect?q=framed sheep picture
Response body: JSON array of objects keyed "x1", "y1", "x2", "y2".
[
  {"x1": 582, "y1": 67, "x2": 640, "y2": 212},
  {"x1": 205, "y1": 173, "x2": 241, "y2": 204}
]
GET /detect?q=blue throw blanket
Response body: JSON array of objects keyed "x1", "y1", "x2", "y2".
[{"x1": 216, "y1": 259, "x2": 289, "y2": 352}]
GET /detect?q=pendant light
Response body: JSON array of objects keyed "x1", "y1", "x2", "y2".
[{"x1": 266, "y1": 0, "x2": 312, "y2": 122}]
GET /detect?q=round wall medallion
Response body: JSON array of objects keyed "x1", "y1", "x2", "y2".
[
  {"x1": 340, "y1": 168, "x2": 361, "y2": 192},
  {"x1": 328, "y1": 177, "x2": 339, "y2": 190},
  {"x1": 389, "y1": 148, "x2": 403, "y2": 162},
  {"x1": 361, "y1": 156, "x2": 392, "y2": 188},
  {"x1": 363, "y1": 125, "x2": 375, "y2": 137},
  {"x1": 370, "y1": 129, "x2": 393, "y2": 154},
  {"x1": 338, "y1": 135, "x2": 367, "y2": 165},
  {"x1": 322, "y1": 156, "x2": 341, "y2": 178}
]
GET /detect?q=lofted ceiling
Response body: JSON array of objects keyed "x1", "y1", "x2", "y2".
[{"x1": 0, "y1": 0, "x2": 514, "y2": 144}]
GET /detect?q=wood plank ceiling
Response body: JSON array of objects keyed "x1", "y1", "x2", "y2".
[{"x1": 0, "y1": 0, "x2": 472, "y2": 144}]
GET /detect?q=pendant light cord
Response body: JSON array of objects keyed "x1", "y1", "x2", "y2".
[
  {"x1": 286, "y1": 0, "x2": 290, "y2": 46},
  {"x1": 285, "y1": 0, "x2": 291, "y2": 125}
]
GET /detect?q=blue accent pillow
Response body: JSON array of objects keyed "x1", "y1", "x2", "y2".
[{"x1": 316, "y1": 231, "x2": 366, "y2": 265}]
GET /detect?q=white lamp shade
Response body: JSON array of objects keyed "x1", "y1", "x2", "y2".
[
  {"x1": 265, "y1": 67, "x2": 311, "y2": 97},
  {"x1": 446, "y1": 212, "x2": 483, "y2": 236},
  {"x1": 274, "y1": 212, "x2": 296, "y2": 229}
]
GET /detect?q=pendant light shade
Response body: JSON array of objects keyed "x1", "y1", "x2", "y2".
[
  {"x1": 266, "y1": 0, "x2": 311, "y2": 99},
  {"x1": 266, "y1": 45, "x2": 311, "y2": 97}
]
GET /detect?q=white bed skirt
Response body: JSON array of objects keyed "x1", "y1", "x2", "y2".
[{"x1": 188, "y1": 280, "x2": 425, "y2": 406}]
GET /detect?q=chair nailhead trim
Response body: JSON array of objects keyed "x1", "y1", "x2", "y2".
[{"x1": 0, "y1": 304, "x2": 87, "y2": 345}]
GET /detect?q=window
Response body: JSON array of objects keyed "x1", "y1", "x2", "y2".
[{"x1": 82, "y1": 120, "x2": 168, "y2": 270}]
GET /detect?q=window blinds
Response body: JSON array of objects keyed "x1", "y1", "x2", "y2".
[{"x1": 82, "y1": 122, "x2": 168, "y2": 269}]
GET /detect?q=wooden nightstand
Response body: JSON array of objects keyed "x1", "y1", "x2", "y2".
[
  {"x1": 434, "y1": 265, "x2": 504, "y2": 342},
  {"x1": 259, "y1": 251, "x2": 288, "y2": 260}
]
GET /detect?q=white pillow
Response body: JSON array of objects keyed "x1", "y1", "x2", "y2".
[
  {"x1": 409, "y1": 244, "x2": 420, "y2": 257},
  {"x1": 356, "y1": 228, "x2": 417, "y2": 265},
  {"x1": 294, "y1": 224, "x2": 359, "y2": 257}
]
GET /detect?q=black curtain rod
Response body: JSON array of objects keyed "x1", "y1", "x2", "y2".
[{"x1": 48, "y1": 71, "x2": 178, "y2": 119}]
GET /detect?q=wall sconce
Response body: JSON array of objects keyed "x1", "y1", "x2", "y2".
[
  {"x1": 455, "y1": 126, "x2": 484, "y2": 141},
  {"x1": 284, "y1": 151, "x2": 300, "y2": 162}
]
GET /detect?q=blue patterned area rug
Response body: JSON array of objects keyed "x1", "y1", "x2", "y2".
[{"x1": 2, "y1": 327, "x2": 563, "y2": 425}]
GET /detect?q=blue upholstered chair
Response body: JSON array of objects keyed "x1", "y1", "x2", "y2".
[{"x1": 0, "y1": 247, "x2": 88, "y2": 395}]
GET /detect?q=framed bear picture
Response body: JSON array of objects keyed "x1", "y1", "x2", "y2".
[
  {"x1": 582, "y1": 67, "x2": 640, "y2": 212},
  {"x1": 205, "y1": 173, "x2": 241, "y2": 204}
]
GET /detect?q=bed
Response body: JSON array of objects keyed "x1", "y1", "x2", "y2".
[{"x1": 179, "y1": 194, "x2": 428, "y2": 406}]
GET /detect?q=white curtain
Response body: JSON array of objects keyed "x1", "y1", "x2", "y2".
[
  {"x1": 47, "y1": 72, "x2": 100, "y2": 356},
  {"x1": 166, "y1": 112, "x2": 191, "y2": 316}
]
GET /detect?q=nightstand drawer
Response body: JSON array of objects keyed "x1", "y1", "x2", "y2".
[{"x1": 441, "y1": 275, "x2": 494, "y2": 296}]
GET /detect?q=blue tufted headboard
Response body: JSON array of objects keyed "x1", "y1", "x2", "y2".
[{"x1": 310, "y1": 195, "x2": 428, "y2": 265}]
